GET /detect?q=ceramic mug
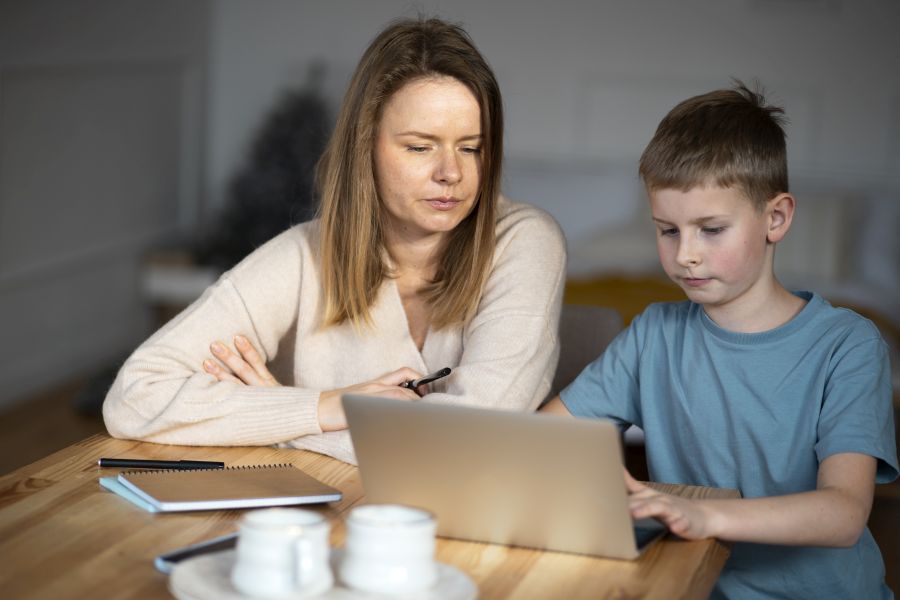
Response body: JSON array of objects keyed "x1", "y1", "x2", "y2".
[
  {"x1": 231, "y1": 508, "x2": 333, "y2": 598},
  {"x1": 339, "y1": 504, "x2": 437, "y2": 594}
]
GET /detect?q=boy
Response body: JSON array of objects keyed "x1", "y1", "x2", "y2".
[{"x1": 542, "y1": 83, "x2": 898, "y2": 599}]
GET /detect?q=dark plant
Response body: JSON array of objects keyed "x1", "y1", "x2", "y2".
[{"x1": 196, "y1": 81, "x2": 331, "y2": 270}]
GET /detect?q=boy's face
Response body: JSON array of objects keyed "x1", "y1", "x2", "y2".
[{"x1": 649, "y1": 185, "x2": 774, "y2": 311}]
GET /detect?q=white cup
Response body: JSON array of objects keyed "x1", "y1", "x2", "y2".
[
  {"x1": 339, "y1": 504, "x2": 438, "y2": 594},
  {"x1": 231, "y1": 508, "x2": 333, "y2": 598}
]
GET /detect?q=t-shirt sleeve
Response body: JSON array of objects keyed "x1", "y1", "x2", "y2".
[
  {"x1": 559, "y1": 310, "x2": 646, "y2": 432},
  {"x1": 815, "y1": 324, "x2": 899, "y2": 484}
]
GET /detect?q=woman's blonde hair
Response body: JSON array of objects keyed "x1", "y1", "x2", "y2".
[{"x1": 316, "y1": 17, "x2": 503, "y2": 329}]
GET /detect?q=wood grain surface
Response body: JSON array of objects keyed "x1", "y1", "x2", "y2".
[{"x1": 0, "y1": 435, "x2": 738, "y2": 599}]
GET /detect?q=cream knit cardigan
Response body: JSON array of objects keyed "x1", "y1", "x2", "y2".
[{"x1": 103, "y1": 197, "x2": 566, "y2": 464}]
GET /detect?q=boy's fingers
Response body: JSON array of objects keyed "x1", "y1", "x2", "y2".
[
  {"x1": 631, "y1": 499, "x2": 669, "y2": 522},
  {"x1": 624, "y1": 468, "x2": 647, "y2": 493}
]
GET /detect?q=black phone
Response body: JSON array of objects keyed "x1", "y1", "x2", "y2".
[{"x1": 153, "y1": 532, "x2": 238, "y2": 574}]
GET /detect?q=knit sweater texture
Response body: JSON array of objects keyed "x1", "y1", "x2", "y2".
[{"x1": 103, "y1": 198, "x2": 567, "y2": 464}]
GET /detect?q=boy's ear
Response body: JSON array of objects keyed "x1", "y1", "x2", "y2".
[{"x1": 766, "y1": 193, "x2": 795, "y2": 243}]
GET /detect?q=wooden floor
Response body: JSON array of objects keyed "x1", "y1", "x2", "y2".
[{"x1": 1, "y1": 374, "x2": 898, "y2": 593}]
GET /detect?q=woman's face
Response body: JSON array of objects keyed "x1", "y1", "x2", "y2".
[{"x1": 373, "y1": 76, "x2": 482, "y2": 245}]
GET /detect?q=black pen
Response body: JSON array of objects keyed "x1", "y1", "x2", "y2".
[
  {"x1": 400, "y1": 367, "x2": 452, "y2": 389},
  {"x1": 97, "y1": 458, "x2": 225, "y2": 470}
]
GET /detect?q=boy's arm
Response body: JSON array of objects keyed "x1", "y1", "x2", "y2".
[
  {"x1": 628, "y1": 452, "x2": 876, "y2": 547},
  {"x1": 539, "y1": 395, "x2": 574, "y2": 416}
]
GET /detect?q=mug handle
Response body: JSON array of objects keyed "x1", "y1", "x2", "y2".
[{"x1": 293, "y1": 536, "x2": 316, "y2": 587}]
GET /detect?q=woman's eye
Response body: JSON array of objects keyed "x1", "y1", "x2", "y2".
[
  {"x1": 460, "y1": 146, "x2": 481, "y2": 154},
  {"x1": 407, "y1": 145, "x2": 429, "y2": 153}
]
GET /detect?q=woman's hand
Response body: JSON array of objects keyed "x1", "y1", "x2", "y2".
[
  {"x1": 203, "y1": 335, "x2": 280, "y2": 387},
  {"x1": 625, "y1": 469, "x2": 719, "y2": 540},
  {"x1": 203, "y1": 338, "x2": 425, "y2": 433},
  {"x1": 317, "y1": 368, "x2": 424, "y2": 432}
]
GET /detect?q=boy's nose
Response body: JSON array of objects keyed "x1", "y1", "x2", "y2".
[{"x1": 675, "y1": 240, "x2": 701, "y2": 268}]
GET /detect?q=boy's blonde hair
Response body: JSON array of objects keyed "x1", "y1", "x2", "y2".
[
  {"x1": 638, "y1": 81, "x2": 788, "y2": 210},
  {"x1": 316, "y1": 17, "x2": 503, "y2": 330}
]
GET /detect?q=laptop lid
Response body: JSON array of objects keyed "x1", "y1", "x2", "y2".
[{"x1": 342, "y1": 395, "x2": 664, "y2": 560}]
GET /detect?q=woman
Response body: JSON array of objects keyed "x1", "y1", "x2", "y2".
[{"x1": 103, "y1": 18, "x2": 566, "y2": 464}]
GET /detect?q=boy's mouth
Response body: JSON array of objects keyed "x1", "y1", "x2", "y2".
[{"x1": 682, "y1": 277, "x2": 712, "y2": 288}]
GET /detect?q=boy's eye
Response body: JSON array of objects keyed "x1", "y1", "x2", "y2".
[
  {"x1": 702, "y1": 226, "x2": 725, "y2": 235},
  {"x1": 659, "y1": 228, "x2": 678, "y2": 237}
]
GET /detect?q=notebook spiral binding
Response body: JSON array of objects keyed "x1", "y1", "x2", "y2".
[{"x1": 125, "y1": 463, "x2": 294, "y2": 475}]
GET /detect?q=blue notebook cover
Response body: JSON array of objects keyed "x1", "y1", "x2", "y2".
[{"x1": 99, "y1": 476, "x2": 160, "y2": 513}]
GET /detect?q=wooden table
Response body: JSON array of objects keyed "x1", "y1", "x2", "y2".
[{"x1": 0, "y1": 435, "x2": 738, "y2": 599}]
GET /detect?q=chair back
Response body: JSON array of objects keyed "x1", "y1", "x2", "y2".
[{"x1": 549, "y1": 304, "x2": 623, "y2": 400}]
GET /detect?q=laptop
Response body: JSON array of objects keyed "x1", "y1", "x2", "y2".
[{"x1": 342, "y1": 395, "x2": 667, "y2": 560}]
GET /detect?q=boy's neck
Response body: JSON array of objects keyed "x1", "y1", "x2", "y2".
[{"x1": 702, "y1": 277, "x2": 807, "y2": 334}]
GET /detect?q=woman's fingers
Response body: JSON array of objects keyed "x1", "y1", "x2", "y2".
[
  {"x1": 317, "y1": 369, "x2": 422, "y2": 432},
  {"x1": 234, "y1": 335, "x2": 279, "y2": 385},
  {"x1": 209, "y1": 341, "x2": 255, "y2": 384},
  {"x1": 370, "y1": 384, "x2": 421, "y2": 400},
  {"x1": 352, "y1": 380, "x2": 421, "y2": 401},
  {"x1": 376, "y1": 367, "x2": 424, "y2": 387},
  {"x1": 203, "y1": 359, "x2": 242, "y2": 384},
  {"x1": 207, "y1": 338, "x2": 279, "y2": 387}
]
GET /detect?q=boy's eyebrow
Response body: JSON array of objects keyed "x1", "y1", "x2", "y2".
[
  {"x1": 396, "y1": 131, "x2": 483, "y2": 141},
  {"x1": 652, "y1": 215, "x2": 727, "y2": 226}
]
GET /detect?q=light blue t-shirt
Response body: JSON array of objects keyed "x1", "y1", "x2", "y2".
[{"x1": 561, "y1": 291, "x2": 898, "y2": 600}]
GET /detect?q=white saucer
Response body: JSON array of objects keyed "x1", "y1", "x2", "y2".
[{"x1": 169, "y1": 549, "x2": 477, "y2": 600}]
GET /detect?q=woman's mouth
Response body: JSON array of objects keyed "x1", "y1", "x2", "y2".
[{"x1": 426, "y1": 197, "x2": 462, "y2": 211}]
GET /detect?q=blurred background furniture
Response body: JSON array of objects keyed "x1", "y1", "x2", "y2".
[
  {"x1": 550, "y1": 304, "x2": 623, "y2": 399},
  {"x1": 1, "y1": 0, "x2": 896, "y2": 587}
]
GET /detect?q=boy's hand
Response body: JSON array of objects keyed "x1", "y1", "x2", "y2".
[{"x1": 624, "y1": 468, "x2": 718, "y2": 540}]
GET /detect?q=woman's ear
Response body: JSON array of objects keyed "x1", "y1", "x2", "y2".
[{"x1": 766, "y1": 193, "x2": 795, "y2": 243}]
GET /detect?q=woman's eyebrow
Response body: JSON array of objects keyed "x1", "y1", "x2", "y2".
[{"x1": 396, "y1": 131, "x2": 483, "y2": 141}]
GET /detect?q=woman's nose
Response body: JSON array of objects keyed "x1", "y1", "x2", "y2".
[{"x1": 433, "y1": 150, "x2": 462, "y2": 185}]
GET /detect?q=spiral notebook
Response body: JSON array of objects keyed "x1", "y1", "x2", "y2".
[{"x1": 102, "y1": 464, "x2": 342, "y2": 512}]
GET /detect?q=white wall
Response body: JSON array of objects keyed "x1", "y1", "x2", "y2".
[
  {"x1": 207, "y1": 0, "x2": 900, "y2": 196},
  {"x1": 206, "y1": 0, "x2": 900, "y2": 323},
  {"x1": 2, "y1": 0, "x2": 898, "y2": 406},
  {"x1": 0, "y1": 0, "x2": 210, "y2": 408}
]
